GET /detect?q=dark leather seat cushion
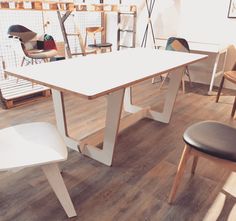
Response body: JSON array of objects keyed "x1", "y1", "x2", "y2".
[
  {"x1": 183, "y1": 121, "x2": 236, "y2": 162},
  {"x1": 88, "y1": 43, "x2": 112, "y2": 48}
]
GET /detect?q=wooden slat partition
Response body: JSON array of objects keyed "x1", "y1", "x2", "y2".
[{"x1": 0, "y1": 77, "x2": 50, "y2": 108}]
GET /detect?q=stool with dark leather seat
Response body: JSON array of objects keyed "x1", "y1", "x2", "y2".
[
  {"x1": 168, "y1": 121, "x2": 236, "y2": 203},
  {"x1": 84, "y1": 27, "x2": 112, "y2": 53}
]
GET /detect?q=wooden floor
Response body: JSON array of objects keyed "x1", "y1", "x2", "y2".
[{"x1": 0, "y1": 79, "x2": 235, "y2": 221}]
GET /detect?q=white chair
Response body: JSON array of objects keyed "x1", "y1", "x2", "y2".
[{"x1": 0, "y1": 122, "x2": 76, "y2": 218}]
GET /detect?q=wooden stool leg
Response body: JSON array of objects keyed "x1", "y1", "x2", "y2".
[
  {"x1": 191, "y1": 156, "x2": 198, "y2": 175},
  {"x1": 168, "y1": 145, "x2": 191, "y2": 204},
  {"x1": 231, "y1": 96, "x2": 236, "y2": 117},
  {"x1": 216, "y1": 76, "x2": 225, "y2": 103}
]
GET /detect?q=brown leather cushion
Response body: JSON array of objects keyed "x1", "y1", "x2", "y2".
[{"x1": 183, "y1": 121, "x2": 236, "y2": 162}]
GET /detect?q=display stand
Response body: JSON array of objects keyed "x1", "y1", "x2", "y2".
[{"x1": 141, "y1": 0, "x2": 157, "y2": 49}]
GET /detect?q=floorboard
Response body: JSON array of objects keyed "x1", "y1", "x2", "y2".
[{"x1": 0, "y1": 80, "x2": 235, "y2": 221}]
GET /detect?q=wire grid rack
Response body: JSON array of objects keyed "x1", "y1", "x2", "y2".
[{"x1": 0, "y1": 0, "x2": 102, "y2": 78}]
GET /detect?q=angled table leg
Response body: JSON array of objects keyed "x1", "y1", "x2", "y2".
[
  {"x1": 208, "y1": 52, "x2": 220, "y2": 96},
  {"x1": 208, "y1": 48, "x2": 227, "y2": 95},
  {"x1": 82, "y1": 89, "x2": 125, "y2": 166},
  {"x1": 124, "y1": 67, "x2": 184, "y2": 123},
  {"x1": 124, "y1": 87, "x2": 142, "y2": 113},
  {"x1": 51, "y1": 89, "x2": 79, "y2": 151}
]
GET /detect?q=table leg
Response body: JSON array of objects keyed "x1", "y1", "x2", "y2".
[
  {"x1": 124, "y1": 67, "x2": 184, "y2": 123},
  {"x1": 82, "y1": 88, "x2": 125, "y2": 166},
  {"x1": 208, "y1": 49, "x2": 227, "y2": 95},
  {"x1": 124, "y1": 87, "x2": 142, "y2": 113},
  {"x1": 51, "y1": 89, "x2": 79, "y2": 151},
  {"x1": 208, "y1": 52, "x2": 220, "y2": 95}
]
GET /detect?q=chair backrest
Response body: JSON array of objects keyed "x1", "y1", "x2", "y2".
[
  {"x1": 8, "y1": 25, "x2": 57, "y2": 59},
  {"x1": 85, "y1": 26, "x2": 104, "y2": 46},
  {"x1": 8, "y1": 25, "x2": 38, "y2": 56},
  {"x1": 8, "y1": 25, "x2": 37, "y2": 43},
  {"x1": 165, "y1": 37, "x2": 190, "y2": 53}
]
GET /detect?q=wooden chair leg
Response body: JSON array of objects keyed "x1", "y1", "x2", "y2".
[
  {"x1": 231, "y1": 96, "x2": 236, "y2": 117},
  {"x1": 191, "y1": 156, "x2": 198, "y2": 175},
  {"x1": 181, "y1": 77, "x2": 185, "y2": 93},
  {"x1": 159, "y1": 73, "x2": 169, "y2": 89},
  {"x1": 216, "y1": 76, "x2": 225, "y2": 103},
  {"x1": 41, "y1": 163, "x2": 77, "y2": 218},
  {"x1": 168, "y1": 145, "x2": 191, "y2": 204}
]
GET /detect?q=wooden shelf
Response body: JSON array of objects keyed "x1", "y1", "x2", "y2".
[{"x1": 0, "y1": 1, "x2": 137, "y2": 12}]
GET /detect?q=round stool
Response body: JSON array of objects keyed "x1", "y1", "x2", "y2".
[
  {"x1": 88, "y1": 42, "x2": 112, "y2": 53},
  {"x1": 168, "y1": 121, "x2": 236, "y2": 203},
  {"x1": 85, "y1": 27, "x2": 112, "y2": 53}
]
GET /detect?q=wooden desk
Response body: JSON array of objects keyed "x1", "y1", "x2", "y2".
[
  {"x1": 5, "y1": 48, "x2": 207, "y2": 166},
  {"x1": 155, "y1": 38, "x2": 228, "y2": 95}
]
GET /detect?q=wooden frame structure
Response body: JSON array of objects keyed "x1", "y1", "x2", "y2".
[
  {"x1": 0, "y1": 1, "x2": 136, "y2": 13},
  {"x1": 55, "y1": 2, "x2": 137, "y2": 58},
  {"x1": 0, "y1": 1, "x2": 137, "y2": 58}
]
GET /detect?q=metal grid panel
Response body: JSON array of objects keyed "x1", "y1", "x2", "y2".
[
  {"x1": 0, "y1": 10, "x2": 43, "y2": 79},
  {"x1": 0, "y1": 4, "x2": 102, "y2": 78}
]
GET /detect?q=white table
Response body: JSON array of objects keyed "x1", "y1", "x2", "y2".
[
  {"x1": 5, "y1": 48, "x2": 207, "y2": 166},
  {"x1": 155, "y1": 38, "x2": 228, "y2": 95}
]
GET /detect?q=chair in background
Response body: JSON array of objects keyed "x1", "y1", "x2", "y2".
[
  {"x1": 216, "y1": 66, "x2": 236, "y2": 118},
  {"x1": 158, "y1": 37, "x2": 192, "y2": 93},
  {"x1": 0, "y1": 122, "x2": 76, "y2": 218},
  {"x1": 8, "y1": 25, "x2": 58, "y2": 66},
  {"x1": 168, "y1": 121, "x2": 236, "y2": 203},
  {"x1": 84, "y1": 27, "x2": 112, "y2": 53}
]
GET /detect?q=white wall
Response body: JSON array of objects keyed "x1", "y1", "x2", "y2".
[
  {"x1": 110, "y1": 0, "x2": 236, "y2": 89},
  {"x1": 178, "y1": 0, "x2": 236, "y2": 45},
  {"x1": 157, "y1": 0, "x2": 236, "y2": 89}
]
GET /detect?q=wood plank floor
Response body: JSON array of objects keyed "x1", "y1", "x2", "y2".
[{"x1": 0, "y1": 79, "x2": 235, "y2": 221}]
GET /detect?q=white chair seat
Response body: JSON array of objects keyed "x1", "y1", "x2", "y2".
[
  {"x1": 0, "y1": 122, "x2": 67, "y2": 171},
  {"x1": 0, "y1": 122, "x2": 76, "y2": 217}
]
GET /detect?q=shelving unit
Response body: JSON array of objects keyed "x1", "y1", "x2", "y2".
[
  {"x1": 56, "y1": 3, "x2": 137, "y2": 57},
  {"x1": 117, "y1": 11, "x2": 137, "y2": 50}
]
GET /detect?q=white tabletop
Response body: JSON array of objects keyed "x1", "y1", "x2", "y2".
[
  {"x1": 155, "y1": 38, "x2": 227, "y2": 53},
  {"x1": 5, "y1": 48, "x2": 207, "y2": 99}
]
